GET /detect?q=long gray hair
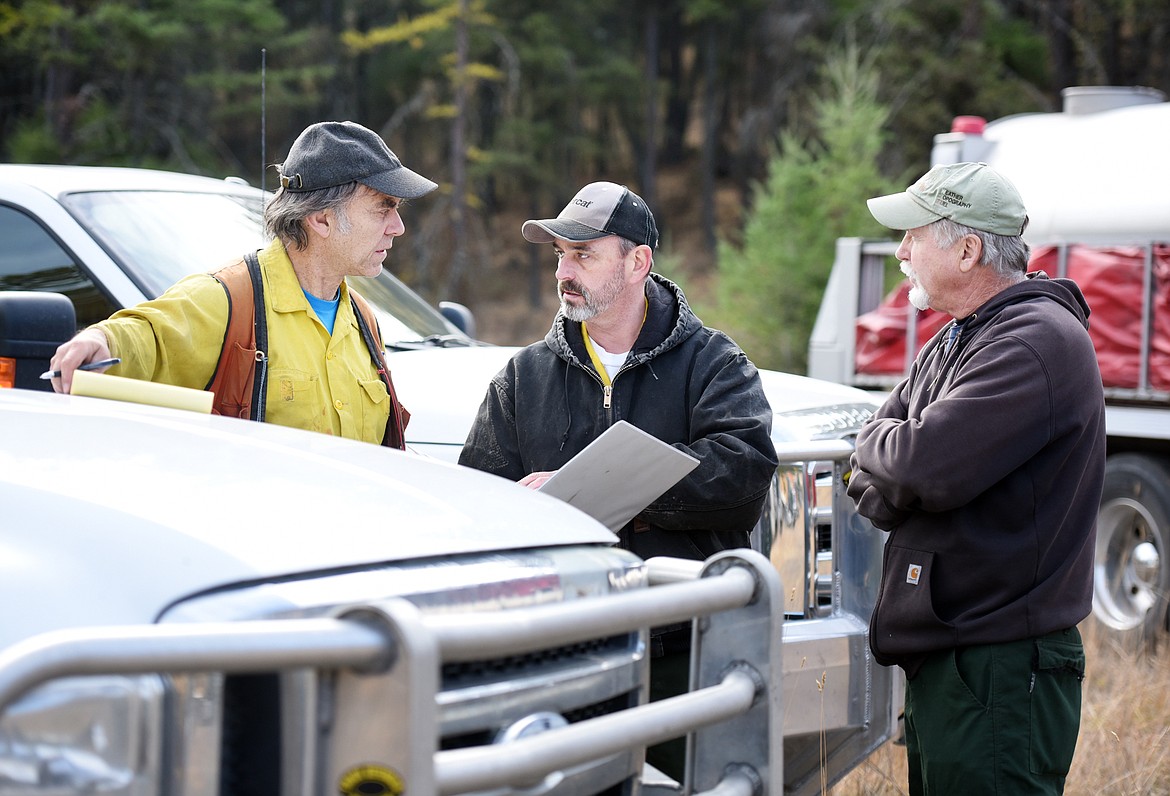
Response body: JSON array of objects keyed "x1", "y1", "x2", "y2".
[{"x1": 264, "y1": 181, "x2": 361, "y2": 250}]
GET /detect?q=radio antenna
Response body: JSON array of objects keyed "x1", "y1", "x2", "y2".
[{"x1": 260, "y1": 47, "x2": 267, "y2": 196}]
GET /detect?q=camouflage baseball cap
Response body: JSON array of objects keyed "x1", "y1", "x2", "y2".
[{"x1": 867, "y1": 162, "x2": 1027, "y2": 236}]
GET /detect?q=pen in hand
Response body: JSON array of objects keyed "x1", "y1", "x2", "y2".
[{"x1": 39, "y1": 358, "x2": 122, "y2": 380}]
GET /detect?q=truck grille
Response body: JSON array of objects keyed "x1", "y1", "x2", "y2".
[
  {"x1": 440, "y1": 692, "x2": 636, "y2": 751},
  {"x1": 161, "y1": 546, "x2": 648, "y2": 796},
  {"x1": 219, "y1": 674, "x2": 282, "y2": 795},
  {"x1": 763, "y1": 402, "x2": 875, "y2": 619},
  {"x1": 441, "y1": 634, "x2": 633, "y2": 688}
]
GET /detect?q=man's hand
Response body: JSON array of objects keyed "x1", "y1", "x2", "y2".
[
  {"x1": 845, "y1": 465, "x2": 910, "y2": 531},
  {"x1": 48, "y1": 328, "x2": 112, "y2": 394},
  {"x1": 518, "y1": 470, "x2": 557, "y2": 490}
]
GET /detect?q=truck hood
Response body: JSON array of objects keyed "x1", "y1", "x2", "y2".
[
  {"x1": 388, "y1": 346, "x2": 517, "y2": 455},
  {"x1": 388, "y1": 345, "x2": 881, "y2": 453},
  {"x1": 0, "y1": 389, "x2": 615, "y2": 646}
]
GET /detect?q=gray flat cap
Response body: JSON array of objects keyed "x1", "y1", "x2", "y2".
[{"x1": 277, "y1": 121, "x2": 438, "y2": 199}]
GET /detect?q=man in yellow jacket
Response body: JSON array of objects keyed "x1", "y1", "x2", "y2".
[{"x1": 48, "y1": 121, "x2": 436, "y2": 446}]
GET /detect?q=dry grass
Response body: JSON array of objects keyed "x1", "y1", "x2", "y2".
[{"x1": 830, "y1": 623, "x2": 1170, "y2": 795}]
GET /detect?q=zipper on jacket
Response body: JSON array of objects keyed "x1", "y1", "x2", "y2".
[
  {"x1": 929, "y1": 317, "x2": 971, "y2": 393},
  {"x1": 253, "y1": 350, "x2": 269, "y2": 423},
  {"x1": 603, "y1": 384, "x2": 612, "y2": 410}
]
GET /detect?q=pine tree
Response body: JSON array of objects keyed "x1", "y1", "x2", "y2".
[{"x1": 711, "y1": 42, "x2": 899, "y2": 373}]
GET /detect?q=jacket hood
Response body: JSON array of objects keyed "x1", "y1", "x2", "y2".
[
  {"x1": 968, "y1": 271, "x2": 1091, "y2": 334},
  {"x1": 544, "y1": 273, "x2": 700, "y2": 365},
  {"x1": 920, "y1": 271, "x2": 1095, "y2": 403}
]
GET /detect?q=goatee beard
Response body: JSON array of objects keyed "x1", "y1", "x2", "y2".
[{"x1": 559, "y1": 280, "x2": 597, "y2": 322}]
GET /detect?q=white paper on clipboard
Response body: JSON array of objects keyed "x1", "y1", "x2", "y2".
[{"x1": 538, "y1": 420, "x2": 699, "y2": 532}]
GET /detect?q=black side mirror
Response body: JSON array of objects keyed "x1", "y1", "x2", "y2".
[
  {"x1": 439, "y1": 301, "x2": 477, "y2": 339},
  {"x1": 0, "y1": 292, "x2": 76, "y2": 390}
]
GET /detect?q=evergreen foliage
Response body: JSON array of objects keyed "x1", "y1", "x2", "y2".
[
  {"x1": 711, "y1": 43, "x2": 898, "y2": 372},
  {"x1": 1, "y1": 0, "x2": 288, "y2": 171}
]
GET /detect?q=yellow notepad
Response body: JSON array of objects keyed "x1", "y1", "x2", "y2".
[{"x1": 71, "y1": 369, "x2": 214, "y2": 414}]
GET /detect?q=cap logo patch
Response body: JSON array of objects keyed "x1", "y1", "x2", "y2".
[
  {"x1": 573, "y1": 199, "x2": 594, "y2": 208},
  {"x1": 870, "y1": 163, "x2": 1026, "y2": 236},
  {"x1": 939, "y1": 189, "x2": 971, "y2": 209}
]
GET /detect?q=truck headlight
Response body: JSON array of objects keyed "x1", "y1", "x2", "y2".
[{"x1": 0, "y1": 676, "x2": 163, "y2": 793}]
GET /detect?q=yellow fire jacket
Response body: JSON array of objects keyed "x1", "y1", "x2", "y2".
[{"x1": 98, "y1": 238, "x2": 393, "y2": 444}]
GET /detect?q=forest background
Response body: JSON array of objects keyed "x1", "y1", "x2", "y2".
[{"x1": 3, "y1": 0, "x2": 1170, "y2": 373}]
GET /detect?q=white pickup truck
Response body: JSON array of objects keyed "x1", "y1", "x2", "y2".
[
  {"x1": 0, "y1": 381, "x2": 781, "y2": 795},
  {"x1": 0, "y1": 164, "x2": 900, "y2": 794}
]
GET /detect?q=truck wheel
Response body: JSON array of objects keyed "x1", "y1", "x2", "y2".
[{"x1": 1092, "y1": 453, "x2": 1170, "y2": 650}]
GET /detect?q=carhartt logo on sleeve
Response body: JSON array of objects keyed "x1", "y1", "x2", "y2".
[{"x1": 906, "y1": 564, "x2": 922, "y2": 585}]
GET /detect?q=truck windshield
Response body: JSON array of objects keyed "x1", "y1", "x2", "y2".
[{"x1": 61, "y1": 189, "x2": 463, "y2": 345}]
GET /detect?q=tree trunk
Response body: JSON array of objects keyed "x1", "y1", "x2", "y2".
[
  {"x1": 700, "y1": 23, "x2": 718, "y2": 255},
  {"x1": 641, "y1": 4, "x2": 659, "y2": 218},
  {"x1": 447, "y1": 0, "x2": 470, "y2": 298},
  {"x1": 1045, "y1": 0, "x2": 1079, "y2": 92},
  {"x1": 662, "y1": 2, "x2": 689, "y2": 164}
]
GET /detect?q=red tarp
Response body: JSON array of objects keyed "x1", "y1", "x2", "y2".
[{"x1": 854, "y1": 245, "x2": 1170, "y2": 390}]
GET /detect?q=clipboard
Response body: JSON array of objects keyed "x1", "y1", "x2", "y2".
[{"x1": 539, "y1": 420, "x2": 699, "y2": 532}]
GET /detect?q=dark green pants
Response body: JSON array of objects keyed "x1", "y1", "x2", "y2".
[{"x1": 904, "y1": 627, "x2": 1084, "y2": 795}]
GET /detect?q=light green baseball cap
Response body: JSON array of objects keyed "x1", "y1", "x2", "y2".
[{"x1": 867, "y1": 162, "x2": 1027, "y2": 236}]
